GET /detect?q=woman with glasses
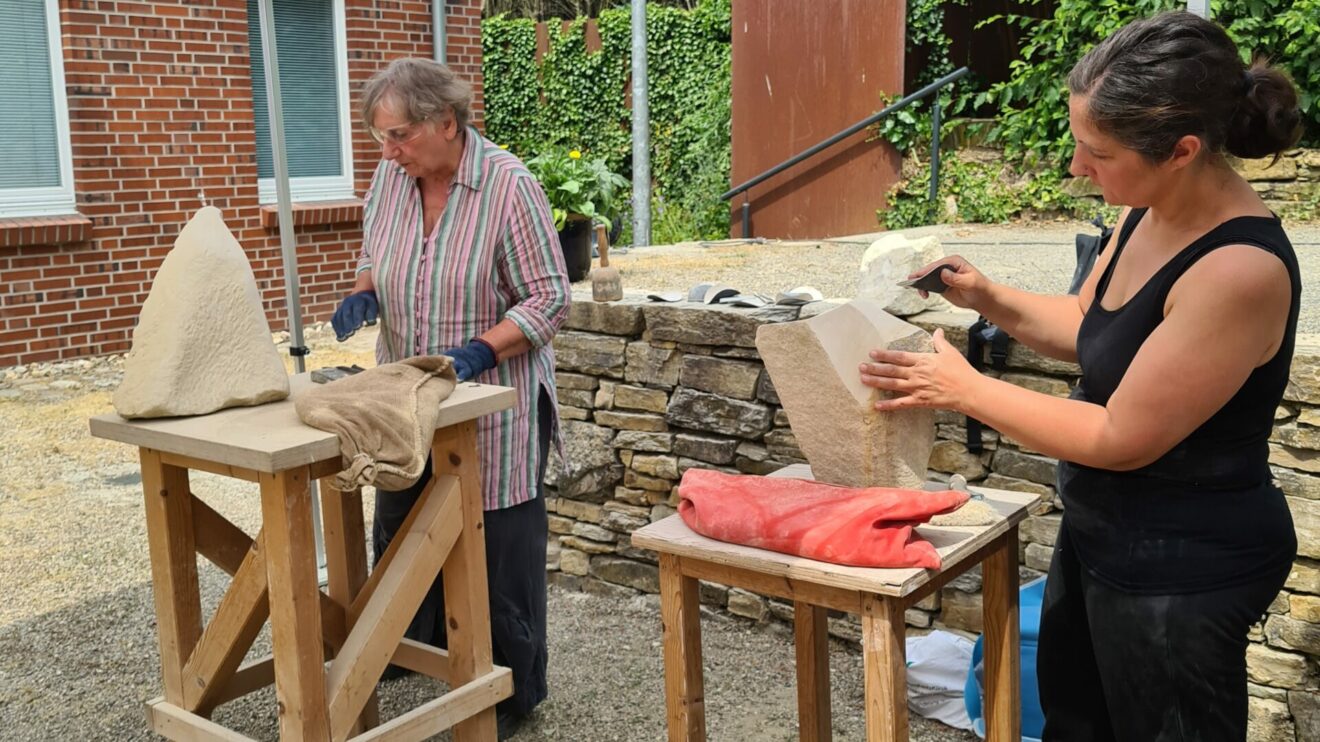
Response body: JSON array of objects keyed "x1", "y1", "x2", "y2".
[
  {"x1": 860, "y1": 11, "x2": 1301, "y2": 740},
  {"x1": 332, "y1": 57, "x2": 569, "y2": 740}
]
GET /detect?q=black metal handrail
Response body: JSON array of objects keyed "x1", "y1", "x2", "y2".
[{"x1": 722, "y1": 66, "x2": 971, "y2": 238}]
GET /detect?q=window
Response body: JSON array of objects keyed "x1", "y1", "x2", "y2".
[
  {"x1": 0, "y1": 0, "x2": 76, "y2": 218},
  {"x1": 247, "y1": 0, "x2": 354, "y2": 203}
]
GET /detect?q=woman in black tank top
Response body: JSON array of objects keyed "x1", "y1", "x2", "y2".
[{"x1": 858, "y1": 11, "x2": 1303, "y2": 741}]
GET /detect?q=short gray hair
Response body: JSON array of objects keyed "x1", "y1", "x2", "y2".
[{"x1": 360, "y1": 58, "x2": 473, "y2": 131}]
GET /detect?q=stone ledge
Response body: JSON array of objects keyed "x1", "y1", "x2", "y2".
[
  {"x1": 259, "y1": 199, "x2": 364, "y2": 229},
  {"x1": 0, "y1": 213, "x2": 94, "y2": 249}
]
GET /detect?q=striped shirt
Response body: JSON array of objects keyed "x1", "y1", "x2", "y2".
[{"x1": 357, "y1": 127, "x2": 570, "y2": 510}]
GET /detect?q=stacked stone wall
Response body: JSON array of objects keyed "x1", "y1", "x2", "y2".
[{"x1": 546, "y1": 291, "x2": 1320, "y2": 740}]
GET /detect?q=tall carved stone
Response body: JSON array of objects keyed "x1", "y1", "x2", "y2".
[
  {"x1": 755, "y1": 299, "x2": 934, "y2": 488},
  {"x1": 113, "y1": 206, "x2": 289, "y2": 419}
]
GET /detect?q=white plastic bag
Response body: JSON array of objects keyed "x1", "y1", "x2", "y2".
[{"x1": 905, "y1": 630, "x2": 975, "y2": 731}]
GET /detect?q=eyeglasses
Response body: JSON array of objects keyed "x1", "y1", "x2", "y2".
[{"x1": 368, "y1": 122, "x2": 426, "y2": 146}]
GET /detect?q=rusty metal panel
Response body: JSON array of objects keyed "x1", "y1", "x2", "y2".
[{"x1": 731, "y1": 0, "x2": 906, "y2": 239}]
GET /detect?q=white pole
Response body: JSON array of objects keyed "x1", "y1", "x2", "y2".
[
  {"x1": 1187, "y1": 0, "x2": 1209, "y2": 17},
  {"x1": 258, "y1": 0, "x2": 326, "y2": 577},
  {"x1": 630, "y1": 0, "x2": 651, "y2": 247},
  {"x1": 433, "y1": 0, "x2": 447, "y2": 63}
]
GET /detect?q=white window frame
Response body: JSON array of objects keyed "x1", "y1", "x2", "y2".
[
  {"x1": 0, "y1": 0, "x2": 77, "y2": 218},
  {"x1": 255, "y1": 0, "x2": 355, "y2": 204}
]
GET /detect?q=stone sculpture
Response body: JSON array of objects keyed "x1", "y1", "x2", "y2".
[
  {"x1": 858, "y1": 233, "x2": 949, "y2": 317},
  {"x1": 755, "y1": 299, "x2": 935, "y2": 489},
  {"x1": 113, "y1": 206, "x2": 289, "y2": 418}
]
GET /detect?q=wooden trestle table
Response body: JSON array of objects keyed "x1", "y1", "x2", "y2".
[
  {"x1": 89, "y1": 374, "x2": 515, "y2": 741},
  {"x1": 631, "y1": 464, "x2": 1038, "y2": 742}
]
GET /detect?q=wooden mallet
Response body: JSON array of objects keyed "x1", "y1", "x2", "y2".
[{"x1": 591, "y1": 224, "x2": 622, "y2": 302}]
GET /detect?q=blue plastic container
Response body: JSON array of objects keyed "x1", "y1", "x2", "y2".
[{"x1": 963, "y1": 576, "x2": 1046, "y2": 740}]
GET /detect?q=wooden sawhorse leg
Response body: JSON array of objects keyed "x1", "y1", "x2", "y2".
[
  {"x1": 260, "y1": 466, "x2": 330, "y2": 740},
  {"x1": 320, "y1": 480, "x2": 379, "y2": 735},
  {"x1": 659, "y1": 553, "x2": 706, "y2": 741},
  {"x1": 861, "y1": 594, "x2": 906, "y2": 742},
  {"x1": 434, "y1": 420, "x2": 500, "y2": 742},
  {"x1": 981, "y1": 528, "x2": 1021, "y2": 742},
  {"x1": 140, "y1": 449, "x2": 203, "y2": 706},
  {"x1": 794, "y1": 602, "x2": 831, "y2": 742}
]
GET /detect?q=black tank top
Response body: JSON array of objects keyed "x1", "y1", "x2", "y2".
[{"x1": 1058, "y1": 208, "x2": 1299, "y2": 593}]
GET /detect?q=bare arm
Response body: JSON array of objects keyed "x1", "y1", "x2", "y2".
[
  {"x1": 925, "y1": 209, "x2": 1127, "y2": 362},
  {"x1": 866, "y1": 243, "x2": 1290, "y2": 470}
]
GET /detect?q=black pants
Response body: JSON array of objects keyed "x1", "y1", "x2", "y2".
[
  {"x1": 373, "y1": 390, "x2": 551, "y2": 716},
  {"x1": 1037, "y1": 522, "x2": 1288, "y2": 741}
]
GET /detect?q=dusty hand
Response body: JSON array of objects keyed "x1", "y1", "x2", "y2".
[
  {"x1": 858, "y1": 329, "x2": 981, "y2": 413},
  {"x1": 910, "y1": 256, "x2": 989, "y2": 310}
]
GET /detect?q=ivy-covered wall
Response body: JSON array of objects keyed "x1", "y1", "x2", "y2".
[{"x1": 482, "y1": 0, "x2": 732, "y2": 241}]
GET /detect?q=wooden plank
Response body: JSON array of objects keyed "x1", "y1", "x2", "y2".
[
  {"x1": 193, "y1": 497, "x2": 255, "y2": 576},
  {"x1": 210, "y1": 655, "x2": 275, "y2": 709},
  {"x1": 320, "y1": 481, "x2": 378, "y2": 735},
  {"x1": 259, "y1": 467, "x2": 330, "y2": 741},
  {"x1": 146, "y1": 697, "x2": 255, "y2": 742},
  {"x1": 161, "y1": 452, "x2": 262, "y2": 483},
  {"x1": 348, "y1": 668, "x2": 512, "y2": 742},
  {"x1": 794, "y1": 602, "x2": 831, "y2": 742},
  {"x1": 860, "y1": 594, "x2": 906, "y2": 742},
  {"x1": 659, "y1": 554, "x2": 706, "y2": 742},
  {"x1": 632, "y1": 483, "x2": 1036, "y2": 598},
  {"x1": 434, "y1": 420, "x2": 501, "y2": 742},
  {"x1": 678, "y1": 557, "x2": 861, "y2": 614},
  {"x1": 326, "y1": 476, "x2": 463, "y2": 740},
  {"x1": 392, "y1": 637, "x2": 451, "y2": 681},
  {"x1": 182, "y1": 530, "x2": 270, "y2": 715},
  {"x1": 981, "y1": 528, "x2": 1021, "y2": 742},
  {"x1": 90, "y1": 376, "x2": 516, "y2": 474},
  {"x1": 141, "y1": 449, "x2": 203, "y2": 704}
]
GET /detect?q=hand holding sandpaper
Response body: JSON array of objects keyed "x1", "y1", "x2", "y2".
[{"x1": 896, "y1": 256, "x2": 990, "y2": 310}]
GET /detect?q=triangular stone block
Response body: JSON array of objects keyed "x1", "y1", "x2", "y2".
[
  {"x1": 755, "y1": 299, "x2": 934, "y2": 488},
  {"x1": 113, "y1": 206, "x2": 289, "y2": 419}
]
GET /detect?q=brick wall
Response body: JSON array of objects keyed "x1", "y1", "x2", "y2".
[{"x1": 0, "y1": 0, "x2": 483, "y2": 367}]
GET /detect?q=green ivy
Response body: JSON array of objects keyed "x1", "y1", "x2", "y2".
[
  {"x1": 977, "y1": 0, "x2": 1319, "y2": 173},
  {"x1": 881, "y1": 158, "x2": 1103, "y2": 230},
  {"x1": 482, "y1": 0, "x2": 732, "y2": 241},
  {"x1": 872, "y1": 0, "x2": 977, "y2": 155}
]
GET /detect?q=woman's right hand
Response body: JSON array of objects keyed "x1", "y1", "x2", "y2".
[{"x1": 912, "y1": 255, "x2": 990, "y2": 311}]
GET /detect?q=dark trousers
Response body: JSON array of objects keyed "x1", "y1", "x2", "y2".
[
  {"x1": 373, "y1": 391, "x2": 551, "y2": 716},
  {"x1": 1037, "y1": 522, "x2": 1288, "y2": 741}
]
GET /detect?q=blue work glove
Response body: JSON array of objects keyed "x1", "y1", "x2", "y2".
[
  {"x1": 443, "y1": 338, "x2": 497, "y2": 382},
  {"x1": 332, "y1": 290, "x2": 378, "y2": 342}
]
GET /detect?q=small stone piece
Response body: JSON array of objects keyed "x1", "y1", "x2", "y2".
[
  {"x1": 756, "y1": 299, "x2": 935, "y2": 488},
  {"x1": 858, "y1": 233, "x2": 948, "y2": 317},
  {"x1": 114, "y1": 207, "x2": 289, "y2": 418}
]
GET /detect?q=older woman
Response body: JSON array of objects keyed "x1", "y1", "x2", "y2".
[
  {"x1": 332, "y1": 58, "x2": 569, "y2": 739},
  {"x1": 861, "y1": 12, "x2": 1301, "y2": 740}
]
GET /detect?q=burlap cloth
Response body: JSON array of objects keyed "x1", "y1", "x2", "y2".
[{"x1": 294, "y1": 356, "x2": 458, "y2": 491}]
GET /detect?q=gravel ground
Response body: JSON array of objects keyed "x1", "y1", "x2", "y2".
[
  {"x1": 602, "y1": 218, "x2": 1320, "y2": 333},
  {"x1": 0, "y1": 322, "x2": 973, "y2": 741}
]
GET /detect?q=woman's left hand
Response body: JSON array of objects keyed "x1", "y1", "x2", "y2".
[{"x1": 859, "y1": 329, "x2": 981, "y2": 413}]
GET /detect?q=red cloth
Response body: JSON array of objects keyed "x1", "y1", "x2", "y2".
[{"x1": 677, "y1": 468, "x2": 968, "y2": 569}]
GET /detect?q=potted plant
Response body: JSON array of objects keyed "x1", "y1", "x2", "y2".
[{"x1": 524, "y1": 148, "x2": 628, "y2": 282}]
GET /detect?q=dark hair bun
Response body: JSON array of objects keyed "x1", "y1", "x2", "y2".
[{"x1": 1227, "y1": 64, "x2": 1303, "y2": 160}]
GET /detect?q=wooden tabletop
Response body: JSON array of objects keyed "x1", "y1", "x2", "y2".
[
  {"x1": 632, "y1": 464, "x2": 1040, "y2": 598},
  {"x1": 89, "y1": 373, "x2": 516, "y2": 473}
]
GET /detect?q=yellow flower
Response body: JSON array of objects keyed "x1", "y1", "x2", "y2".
[
  {"x1": 569, "y1": 149, "x2": 582, "y2": 159},
  {"x1": 499, "y1": 144, "x2": 509, "y2": 150}
]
